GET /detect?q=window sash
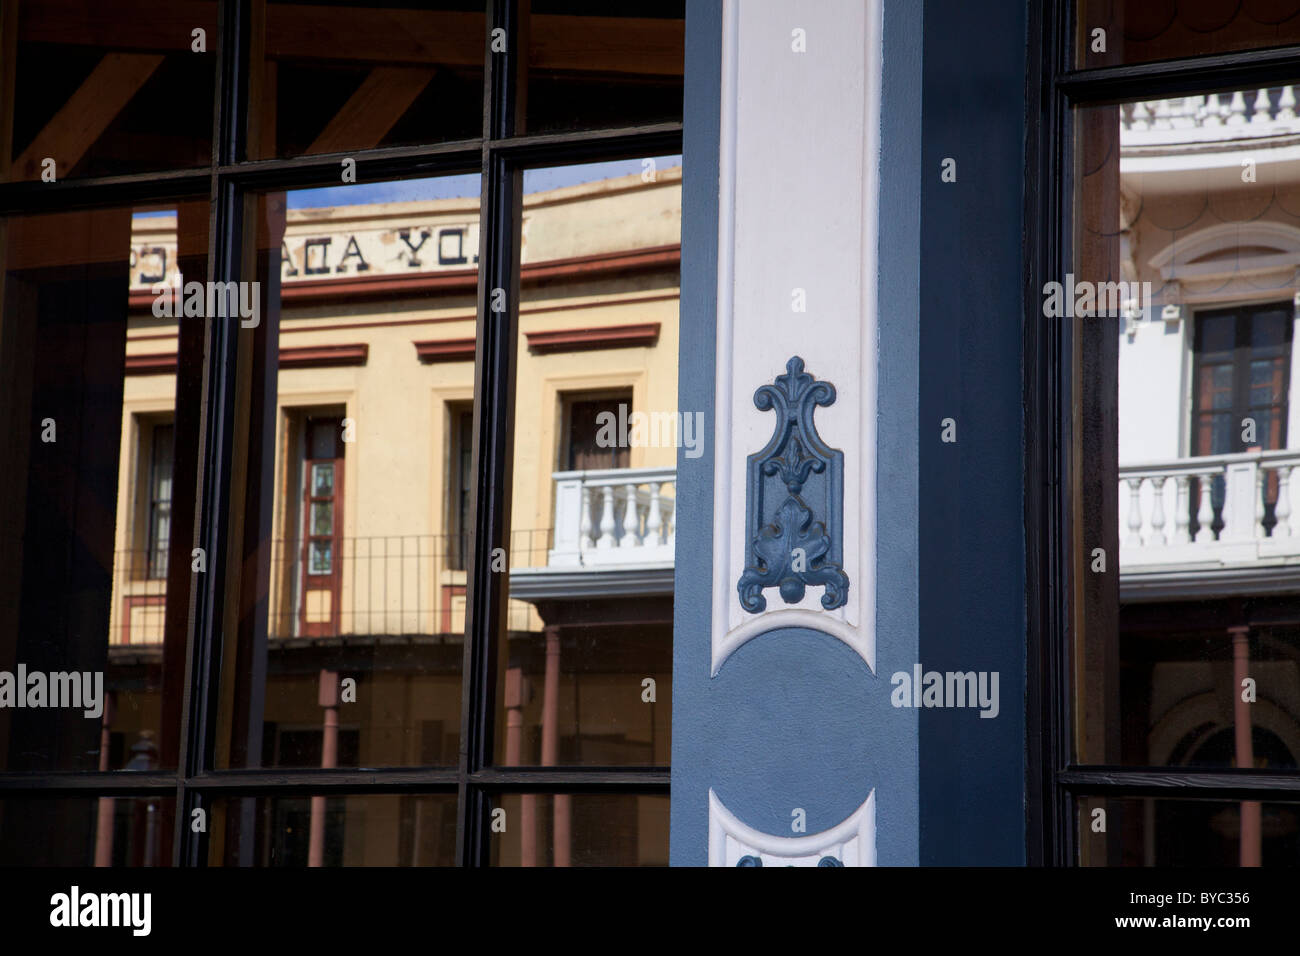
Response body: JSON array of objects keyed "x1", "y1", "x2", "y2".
[{"x1": 1030, "y1": 2, "x2": 1300, "y2": 866}]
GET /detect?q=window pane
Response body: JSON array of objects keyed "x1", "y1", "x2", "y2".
[
  {"x1": 311, "y1": 500, "x2": 334, "y2": 536},
  {"x1": 0, "y1": 797, "x2": 174, "y2": 866},
  {"x1": 520, "y1": 2, "x2": 684, "y2": 134},
  {"x1": 1252, "y1": 309, "x2": 1289, "y2": 349},
  {"x1": 1078, "y1": 796, "x2": 1300, "y2": 866},
  {"x1": 148, "y1": 423, "x2": 174, "y2": 580},
  {"x1": 209, "y1": 793, "x2": 457, "y2": 865},
  {"x1": 312, "y1": 463, "x2": 335, "y2": 497},
  {"x1": 4, "y1": 0, "x2": 215, "y2": 181},
  {"x1": 497, "y1": 157, "x2": 681, "y2": 767},
  {"x1": 0, "y1": 202, "x2": 207, "y2": 771},
  {"x1": 1077, "y1": 1, "x2": 1300, "y2": 67},
  {"x1": 488, "y1": 792, "x2": 668, "y2": 866},
  {"x1": 245, "y1": 1, "x2": 485, "y2": 160},
  {"x1": 1071, "y1": 87, "x2": 1300, "y2": 768},
  {"x1": 216, "y1": 174, "x2": 480, "y2": 769}
]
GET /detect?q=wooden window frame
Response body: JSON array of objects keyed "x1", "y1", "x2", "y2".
[{"x1": 1026, "y1": 0, "x2": 1300, "y2": 866}]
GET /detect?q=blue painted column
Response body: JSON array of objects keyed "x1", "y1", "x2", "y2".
[
  {"x1": 918, "y1": 0, "x2": 1028, "y2": 865},
  {"x1": 672, "y1": 0, "x2": 923, "y2": 866}
]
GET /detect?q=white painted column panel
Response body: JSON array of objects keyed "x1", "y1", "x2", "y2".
[{"x1": 711, "y1": 0, "x2": 881, "y2": 674}]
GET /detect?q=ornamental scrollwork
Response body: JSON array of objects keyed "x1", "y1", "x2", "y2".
[{"x1": 737, "y1": 357, "x2": 848, "y2": 613}]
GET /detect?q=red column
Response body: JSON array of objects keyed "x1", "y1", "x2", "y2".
[
  {"x1": 505, "y1": 666, "x2": 536, "y2": 866},
  {"x1": 541, "y1": 628, "x2": 570, "y2": 867},
  {"x1": 308, "y1": 669, "x2": 340, "y2": 867},
  {"x1": 1230, "y1": 626, "x2": 1261, "y2": 867},
  {"x1": 93, "y1": 693, "x2": 117, "y2": 866}
]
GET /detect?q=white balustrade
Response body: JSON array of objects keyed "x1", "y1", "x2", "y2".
[
  {"x1": 1121, "y1": 87, "x2": 1300, "y2": 147},
  {"x1": 548, "y1": 467, "x2": 676, "y2": 568},
  {"x1": 1119, "y1": 450, "x2": 1300, "y2": 570}
]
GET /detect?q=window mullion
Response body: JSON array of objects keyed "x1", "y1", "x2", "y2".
[
  {"x1": 174, "y1": 0, "x2": 246, "y2": 868},
  {"x1": 457, "y1": 0, "x2": 523, "y2": 869}
]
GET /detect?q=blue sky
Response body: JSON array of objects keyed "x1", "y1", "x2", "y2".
[{"x1": 133, "y1": 155, "x2": 682, "y2": 218}]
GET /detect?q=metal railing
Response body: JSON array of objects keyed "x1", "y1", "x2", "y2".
[{"x1": 112, "y1": 511, "x2": 679, "y2": 644}]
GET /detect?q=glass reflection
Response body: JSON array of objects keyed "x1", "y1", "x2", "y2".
[
  {"x1": 211, "y1": 793, "x2": 457, "y2": 866},
  {"x1": 1079, "y1": 797, "x2": 1300, "y2": 866},
  {"x1": 1072, "y1": 85, "x2": 1300, "y2": 797},
  {"x1": 521, "y1": 2, "x2": 684, "y2": 134},
  {"x1": 489, "y1": 792, "x2": 668, "y2": 866},
  {"x1": 215, "y1": 174, "x2": 482, "y2": 769},
  {"x1": 1077, "y1": 0, "x2": 1300, "y2": 68},
  {"x1": 497, "y1": 157, "x2": 682, "y2": 767},
  {"x1": 247, "y1": 1, "x2": 485, "y2": 160},
  {"x1": 0, "y1": 797, "x2": 172, "y2": 866},
  {"x1": 5, "y1": 1, "x2": 215, "y2": 181},
  {"x1": 1, "y1": 202, "x2": 207, "y2": 775}
]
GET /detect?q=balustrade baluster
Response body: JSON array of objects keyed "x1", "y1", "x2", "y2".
[
  {"x1": 1150, "y1": 476, "x2": 1167, "y2": 546},
  {"x1": 1253, "y1": 88, "x2": 1272, "y2": 124},
  {"x1": 1195, "y1": 472, "x2": 1215, "y2": 542},
  {"x1": 1256, "y1": 468, "x2": 1267, "y2": 538},
  {"x1": 1174, "y1": 475, "x2": 1191, "y2": 544},
  {"x1": 597, "y1": 483, "x2": 616, "y2": 548},
  {"x1": 666, "y1": 484, "x2": 676, "y2": 547},
  {"x1": 1280, "y1": 85, "x2": 1297, "y2": 120},
  {"x1": 579, "y1": 484, "x2": 593, "y2": 550},
  {"x1": 645, "y1": 482, "x2": 663, "y2": 546},
  {"x1": 621, "y1": 481, "x2": 640, "y2": 547},
  {"x1": 1276, "y1": 466, "x2": 1293, "y2": 538},
  {"x1": 1227, "y1": 90, "x2": 1247, "y2": 125},
  {"x1": 1126, "y1": 477, "x2": 1144, "y2": 546},
  {"x1": 1152, "y1": 98, "x2": 1174, "y2": 129}
]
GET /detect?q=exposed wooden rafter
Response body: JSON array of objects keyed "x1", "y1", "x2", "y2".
[
  {"x1": 307, "y1": 67, "x2": 436, "y2": 155},
  {"x1": 12, "y1": 53, "x2": 163, "y2": 180}
]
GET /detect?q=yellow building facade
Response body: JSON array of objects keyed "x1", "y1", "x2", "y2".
[{"x1": 95, "y1": 167, "x2": 679, "y2": 860}]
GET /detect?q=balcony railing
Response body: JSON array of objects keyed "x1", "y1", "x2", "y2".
[
  {"x1": 112, "y1": 535, "x2": 528, "y2": 644},
  {"x1": 1119, "y1": 450, "x2": 1300, "y2": 572},
  {"x1": 547, "y1": 466, "x2": 676, "y2": 568},
  {"x1": 111, "y1": 489, "x2": 681, "y2": 645},
  {"x1": 1121, "y1": 88, "x2": 1300, "y2": 146}
]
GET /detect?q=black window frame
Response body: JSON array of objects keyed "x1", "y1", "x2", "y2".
[
  {"x1": 0, "y1": 0, "x2": 680, "y2": 867},
  {"x1": 1027, "y1": 0, "x2": 1300, "y2": 866}
]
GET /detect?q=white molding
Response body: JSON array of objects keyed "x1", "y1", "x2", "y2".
[
  {"x1": 1149, "y1": 220, "x2": 1300, "y2": 278},
  {"x1": 509, "y1": 565, "x2": 674, "y2": 600},
  {"x1": 708, "y1": 789, "x2": 876, "y2": 867},
  {"x1": 710, "y1": 0, "x2": 739, "y2": 675},
  {"x1": 1121, "y1": 565, "x2": 1300, "y2": 601},
  {"x1": 712, "y1": 609, "x2": 872, "y2": 677},
  {"x1": 710, "y1": 0, "x2": 881, "y2": 677}
]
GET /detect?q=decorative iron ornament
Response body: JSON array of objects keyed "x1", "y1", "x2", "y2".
[
  {"x1": 735, "y1": 855, "x2": 844, "y2": 867},
  {"x1": 737, "y1": 356, "x2": 849, "y2": 613}
]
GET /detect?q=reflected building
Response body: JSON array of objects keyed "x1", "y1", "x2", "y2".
[
  {"x1": 1085, "y1": 90, "x2": 1300, "y2": 864},
  {"x1": 92, "y1": 166, "x2": 679, "y2": 865}
]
